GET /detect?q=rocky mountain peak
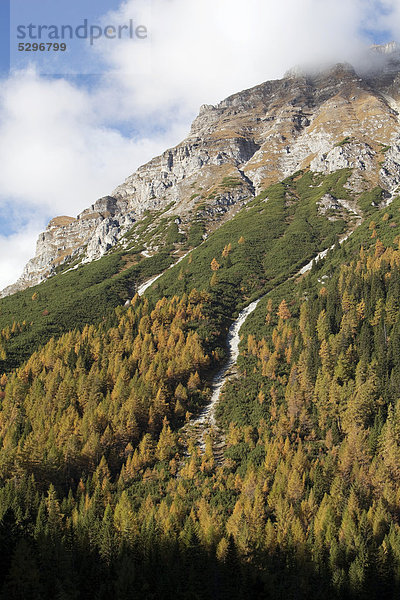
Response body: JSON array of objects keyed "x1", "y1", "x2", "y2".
[
  {"x1": 2, "y1": 48, "x2": 400, "y2": 298},
  {"x1": 361, "y1": 41, "x2": 400, "y2": 82},
  {"x1": 370, "y1": 41, "x2": 400, "y2": 55}
]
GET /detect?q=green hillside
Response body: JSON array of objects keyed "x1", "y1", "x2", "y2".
[
  {"x1": 0, "y1": 169, "x2": 352, "y2": 372},
  {"x1": 1, "y1": 168, "x2": 400, "y2": 599},
  {"x1": 0, "y1": 244, "x2": 175, "y2": 371}
]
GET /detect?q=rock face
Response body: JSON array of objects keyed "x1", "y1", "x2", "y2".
[
  {"x1": 3, "y1": 43, "x2": 400, "y2": 297},
  {"x1": 0, "y1": 197, "x2": 137, "y2": 297}
]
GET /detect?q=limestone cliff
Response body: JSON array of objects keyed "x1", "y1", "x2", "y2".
[{"x1": 3, "y1": 42, "x2": 400, "y2": 297}]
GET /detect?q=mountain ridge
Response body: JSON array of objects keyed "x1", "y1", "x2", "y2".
[{"x1": 3, "y1": 43, "x2": 400, "y2": 298}]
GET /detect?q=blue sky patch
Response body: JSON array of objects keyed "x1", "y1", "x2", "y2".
[
  {"x1": 10, "y1": 0, "x2": 150, "y2": 75},
  {"x1": 0, "y1": 0, "x2": 10, "y2": 75}
]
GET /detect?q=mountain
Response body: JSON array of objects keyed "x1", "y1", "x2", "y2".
[
  {"x1": 3, "y1": 42, "x2": 400, "y2": 298},
  {"x1": 2, "y1": 44, "x2": 400, "y2": 600}
]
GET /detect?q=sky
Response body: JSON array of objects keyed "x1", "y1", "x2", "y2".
[{"x1": 0, "y1": 0, "x2": 399, "y2": 290}]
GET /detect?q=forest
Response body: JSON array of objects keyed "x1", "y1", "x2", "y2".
[{"x1": 0, "y1": 170, "x2": 399, "y2": 598}]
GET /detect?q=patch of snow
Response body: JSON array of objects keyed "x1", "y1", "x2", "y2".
[{"x1": 136, "y1": 250, "x2": 191, "y2": 296}]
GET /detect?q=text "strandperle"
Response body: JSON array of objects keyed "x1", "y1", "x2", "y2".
[{"x1": 17, "y1": 19, "x2": 148, "y2": 45}]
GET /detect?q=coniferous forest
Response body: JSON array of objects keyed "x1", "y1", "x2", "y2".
[{"x1": 1, "y1": 170, "x2": 400, "y2": 598}]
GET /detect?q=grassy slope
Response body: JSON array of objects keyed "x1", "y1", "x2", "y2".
[
  {"x1": 0, "y1": 169, "x2": 357, "y2": 372},
  {"x1": 0, "y1": 248, "x2": 175, "y2": 372},
  {"x1": 216, "y1": 191, "x2": 399, "y2": 429},
  {"x1": 147, "y1": 170, "x2": 351, "y2": 312}
]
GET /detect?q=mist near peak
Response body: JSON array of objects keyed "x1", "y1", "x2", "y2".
[{"x1": 283, "y1": 42, "x2": 400, "y2": 83}]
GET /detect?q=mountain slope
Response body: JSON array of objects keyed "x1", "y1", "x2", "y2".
[
  {"x1": 0, "y1": 168, "x2": 354, "y2": 371},
  {"x1": 1, "y1": 45, "x2": 400, "y2": 599},
  {"x1": 0, "y1": 174, "x2": 399, "y2": 599},
  {"x1": 3, "y1": 44, "x2": 400, "y2": 298}
]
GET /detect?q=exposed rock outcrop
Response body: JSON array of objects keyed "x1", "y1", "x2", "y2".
[{"x1": 3, "y1": 43, "x2": 400, "y2": 297}]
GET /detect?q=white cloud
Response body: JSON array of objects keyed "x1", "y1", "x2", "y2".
[
  {"x1": 1, "y1": 0, "x2": 400, "y2": 290},
  {"x1": 0, "y1": 68, "x2": 187, "y2": 217},
  {"x1": 0, "y1": 222, "x2": 40, "y2": 290},
  {"x1": 96, "y1": 0, "x2": 390, "y2": 120},
  {"x1": 376, "y1": 1, "x2": 400, "y2": 40},
  {"x1": 0, "y1": 68, "x2": 188, "y2": 288}
]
